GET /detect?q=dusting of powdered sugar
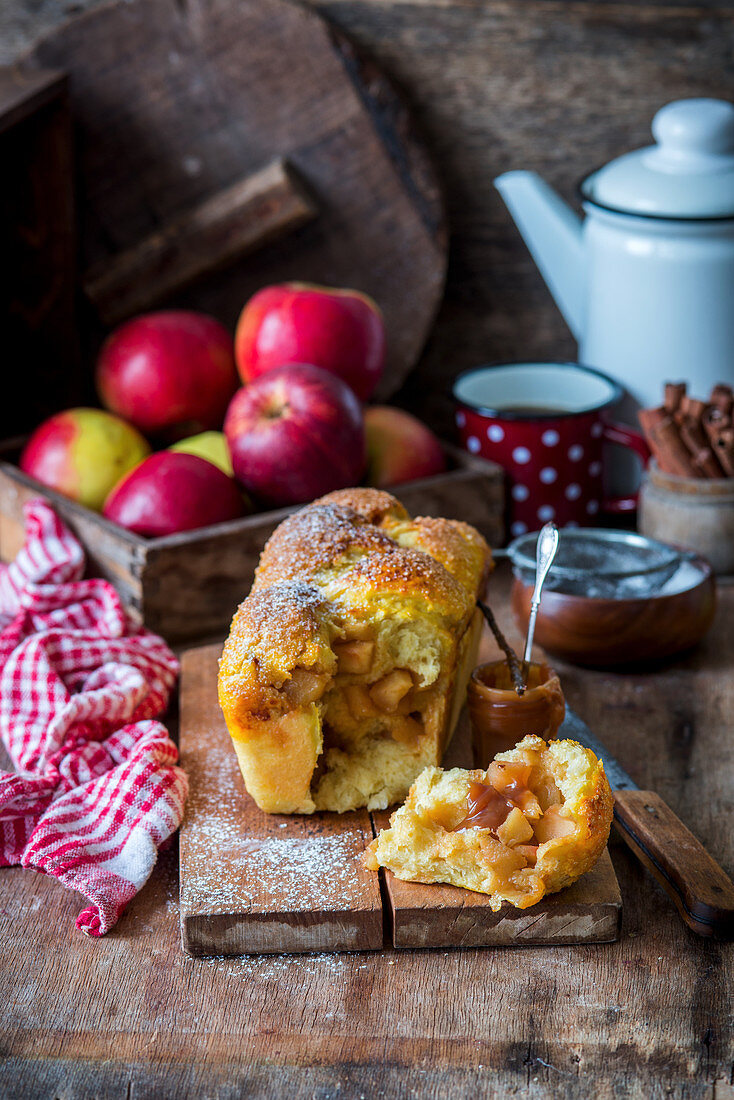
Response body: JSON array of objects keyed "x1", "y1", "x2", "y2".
[{"x1": 180, "y1": 734, "x2": 371, "y2": 915}]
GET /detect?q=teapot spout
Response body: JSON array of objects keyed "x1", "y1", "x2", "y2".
[{"x1": 495, "y1": 171, "x2": 585, "y2": 340}]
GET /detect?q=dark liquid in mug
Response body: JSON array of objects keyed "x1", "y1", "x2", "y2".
[{"x1": 497, "y1": 405, "x2": 569, "y2": 416}]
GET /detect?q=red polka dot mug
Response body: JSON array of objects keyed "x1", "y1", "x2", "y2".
[{"x1": 453, "y1": 363, "x2": 650, "y2": 539}]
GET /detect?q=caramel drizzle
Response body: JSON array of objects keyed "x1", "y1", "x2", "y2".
[{"x1": 454, "y1": 780, "x2": 525, "y2": 832}]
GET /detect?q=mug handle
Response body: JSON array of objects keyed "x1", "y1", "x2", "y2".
[{"x1": 601, "y1": 419, "x2": 651, "y2": 514}]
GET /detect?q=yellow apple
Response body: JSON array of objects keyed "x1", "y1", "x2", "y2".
[{"x1": 169, "y1": 431, "x2": 234, "y2": 477}]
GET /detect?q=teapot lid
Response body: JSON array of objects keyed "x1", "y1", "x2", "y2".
[{"x1": 580, "y1": 99, "x2": 734, "y2": 219}]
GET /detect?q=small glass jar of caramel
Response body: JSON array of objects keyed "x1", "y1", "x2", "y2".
[{"x1": 468, "y1": 659, "x2": 565, "y2": 768}]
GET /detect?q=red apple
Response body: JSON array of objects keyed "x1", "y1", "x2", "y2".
[
  {"x1": 19, "y1": 407, "x2": 151, "y2": 511},
  {"x1": 103, "y1": 452, "x2": 244, "y2": 536},
  {"x1": 235, "y1": 284, "x2": 385, "y2": 401},
  {"x1": 96, "y1": 311, "x2": 238, "y2": 438},
  {"x1": 224, "y1": 364, "x2": 366, "y2": 507},
  {"x1": 365, "y1": 406, "x2": 446, "y2": 488}
]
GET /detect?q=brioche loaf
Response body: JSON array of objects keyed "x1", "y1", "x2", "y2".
[{"x1": 218, "y1": 488, "x2": 491, "y2": 813}]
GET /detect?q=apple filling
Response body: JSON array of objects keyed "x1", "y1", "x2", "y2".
[
  {"x1": 267, "y1": 609, "x2": 482, "y2": 813},
  {"x1": 324, "y1": 623, "x2": 441, "y2": 747},
  {"x1": 297, "y1": 619, "x2": 454, "y2": 810},
  {"x1": 332, "y1": 638, "x2": 375, "y2": 675},
  {"x1": 283, "y1": 667, "x2": 329, "y2": 707},
  {"x1": 453, "y1": 759, "x2": 575, "y2": 865}
]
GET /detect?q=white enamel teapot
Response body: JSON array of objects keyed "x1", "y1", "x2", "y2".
[{"x1": 495, "y1": 99, "x2": 734, "y2": 413}]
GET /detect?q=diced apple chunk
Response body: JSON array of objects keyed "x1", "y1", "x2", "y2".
[
  {"x1": 341, "y1": 622, "x2": 373, "y2": 642},
  {"x1": 534, "y1": 803, "x2": 576, "y2": 844},
  {"x1": 369, "y1": 669, "x2": 413, "y2": 713},
  {"x1": 345, "y1": 684, "x2": 378, "y2": 720},
  {"x1": 486, "y1": 761, "x2": 542, "y2": 818},
  {"x1": 334, "y1": 639, "x2": 375, "y2": 675},
  {"x1": 284, "y1": 668, "x2": 327, "y2": 706},
  {"x1": 531, "y1": 772, "x2": 564, "y2": 812},
  {"x1": 486, "y1": 761, "x2": 532, "y2": 790},
  {"x1": 496, "y1": 806, "x2": 534, "y2": 847},
  {"x1": 391, "y1": 715, "x2": 423, "y2": 746},
  {"x1": 477, "y1": 836, "x2": 527, "y2": 876}
]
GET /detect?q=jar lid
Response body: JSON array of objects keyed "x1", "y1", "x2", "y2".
[{"x1": 580, "y1": 99, "x2": 734, "y2": 220}]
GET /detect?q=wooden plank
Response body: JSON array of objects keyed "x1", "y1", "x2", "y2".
[
  {"x1": 178, "y1": 643, "x2": 384, "y2": 955},
  {"x1": 179, "y1": 630, "x2": 619, "y2": 956},
  {"x1": 379, "y1": 845, "x2": 621, "y2": 949},
  {"x1": 83, "y1": 158, "x2": 319, "y2": 325},
  {"x1": 0, "y1": 65, "x2": 66, "y2": 132}
]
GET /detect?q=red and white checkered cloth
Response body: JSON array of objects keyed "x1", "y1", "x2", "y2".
[{"x1": 0, "y1": 499, "x2": 187, "y2": 935}]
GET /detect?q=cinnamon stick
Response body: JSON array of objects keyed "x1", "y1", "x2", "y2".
[
  {"x1": 709, "y1": 384, "x2": 733, "y2": 415},
  {"x1": 476, "y1": 600, "x2": 525, "y2": 696},
  {"x1": 641, "y1": 382, "x2": 734, "y2": 478},
  {"x1": 713, "y1": 428, "x2": 734, "y2": 476},
  {"x1": 638, "y1": 406, "x2": 668, "y2": 467},
  {"x1": 638, "y1": 407, "x2": 701, "y2": 477},
  {"x1": 664, "y1": 382, "x2": 687, "y2": 414},
  {"x1": 679, "y1": 396, "x2": 707, "y2": 423},
  {"x1": 678, "y1": 417, "x2": 725, "y2": 477}
]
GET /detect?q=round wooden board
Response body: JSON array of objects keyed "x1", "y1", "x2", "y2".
[{"x1": 24, "y1": 0, "x2": 447, "y2": 399}]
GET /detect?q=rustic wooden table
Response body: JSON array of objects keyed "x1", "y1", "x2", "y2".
[{"x1": 1, "y1": 562, "x2": 732, "y2": 1099}]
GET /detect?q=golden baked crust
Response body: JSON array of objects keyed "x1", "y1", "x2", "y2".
[
  {"x1": 218, "y1": 488, "x2": 491, "y2": 813},
  {"x1": 365, "y1": 735, "x2": 614, "y2": 909}
]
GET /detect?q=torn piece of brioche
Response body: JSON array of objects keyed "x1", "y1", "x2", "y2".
[
  {"x1": 218, "y1": 488, "x2": 491, "y2": 814},
  {"x1": 365, "y1": 735, "x2": 613, "y2": 909}
]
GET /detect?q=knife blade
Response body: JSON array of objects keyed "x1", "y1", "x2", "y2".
[{"x1": 560, "y1": 705, "x2": 734, "y2": 939}]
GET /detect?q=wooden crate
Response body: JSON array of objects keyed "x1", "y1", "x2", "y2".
[{"x1": 0, "y1": 441, "x2": 504, "y2": 643}]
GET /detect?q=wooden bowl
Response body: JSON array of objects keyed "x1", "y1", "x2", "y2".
[{"x1": 510, "y1": 555, "x2": 716, "y2": 667}]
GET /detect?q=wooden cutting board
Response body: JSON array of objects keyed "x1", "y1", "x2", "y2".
[
  {"x1": 179, "y1": 642, "x2": 622, "y2": 955},
  {"x1": 22, "y1": 0, "x2": 447, "y2": 401}
]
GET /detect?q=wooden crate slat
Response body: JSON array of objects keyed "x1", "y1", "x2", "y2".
[{"x1": 83, "y1": 158, "x2": 318, "y2": 325}]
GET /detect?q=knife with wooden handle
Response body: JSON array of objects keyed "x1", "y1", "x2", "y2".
[{"x1": 561, "y1": 708, "x2": 734, "y2": 939}]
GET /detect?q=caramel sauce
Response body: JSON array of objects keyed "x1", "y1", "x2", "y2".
[
  {"x1": 468, "y1": 660, "x2": 565, "y2": 766},
  {"x1": 455, "y1": 781, "x2": 515, "y2": 831},
  {"x1": 454, "y1": 760, "x2": 540, "y2": 834},
  {"x1": 498, "y1": 776, "x2": 528, "y2": 801}
]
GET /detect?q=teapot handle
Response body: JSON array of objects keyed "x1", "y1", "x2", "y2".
[{"x1": 601, "y1": 419, "x2": 651, "y2": 514}]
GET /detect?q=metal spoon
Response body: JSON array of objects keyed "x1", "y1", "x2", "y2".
[{"x1": 521, "y1": 522, "x2": 559, "y2": 688}]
